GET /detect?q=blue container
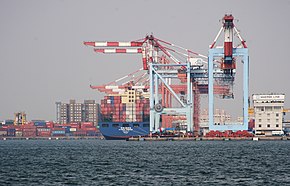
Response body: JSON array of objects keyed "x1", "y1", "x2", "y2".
[
  {"x1": 86, "y1": 131, "x2": 96, "y2": 136},
  {"x1": 34, "y1": 121, "x2": 46, "y2": 127},
  {"x1": 52, "y1": 130, "x2": 65, "y2": 134},
  {"x1": 64, "y1": 127, "x2": 71, "y2": 134},
  {"x1": 7, "y1": 129, "x2": 16, "y2": 137},
  {"x1": 4, "y1": 120, "x2": 14, "y2": 125},
  {"x1": 7, "y1": 128, "x2": 16, "y2": 132}
]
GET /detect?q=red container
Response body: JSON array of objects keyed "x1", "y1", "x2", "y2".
[
  {"x1": 37, "y1": 131, "x2": 51, "y2": 137},
  {"x1": 74, "y1": 130, "x2": 86, "y2": 136},
  {"x1": 83, "y1": 127, "x2": 96, "y2": 131},
  {"x1": 69, "y1": 124, "x2": 80, "y2": 128},
  {"x1": 15, "y1": 127, "x2": 22, "y2": 131},
  {"x1": 46, "y1": 123, "x2": 54, "y2": 128},
  {"x1": 53, "y1": 124, "x2": 63, "y2": 128},
  {"x1": 22, "y1": 124, "x2": 36, "y2": 129},
  {"x1": 81, "y1": 122, "x2": 93, "y2": 128},
  {"x1": 52, "y1": 128, "x2": 65, "y2": 131},
  {"x1": 22, "y1": 131, "x2": 36, "y2": 137}
]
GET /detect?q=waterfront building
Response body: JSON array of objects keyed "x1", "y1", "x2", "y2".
[{"x1": 253, "y1": 94, "x2": 285, "y2": 136}]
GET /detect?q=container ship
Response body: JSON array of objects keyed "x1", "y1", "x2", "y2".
[{"x1": 99, "y1": 88, "x2": 150, "y2": 140}]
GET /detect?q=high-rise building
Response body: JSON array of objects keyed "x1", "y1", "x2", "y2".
[
  {"x1": 84, "y1": 100, "x2": 98, "y2": 125},
  {"x1": 253, "y1": 94, "x2": 285, "y2": 136},
  {"x1": 56, "y1": 100, "x2": 99, "y2": 126}
]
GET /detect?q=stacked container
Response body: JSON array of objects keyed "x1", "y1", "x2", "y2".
[
  {"x1": 100, "y1": 94, "x2": 150, "y2": 123},
  {"x1": 32, "y1": 120, "x2": 47, "y2": 127},
  {"x1": 80, "y1": 122, "x2": 97, "y2": 136},
  {"x1": 0, "y1": 121, "x2": 101, "y2": 137},
  {"x1": 7, "y1": 128, "x2": 15, "y2": 136},
  {"x1": 37, "y1": 128, "x2": 51, "y2": 137},
  {"x1": 22, "y1": 124, "x2": 37, "y2": 137},
  {"x1": 0, "y1": 128, "x2": 7, "y2": 136},
  {"x1": 51, "y1": 128, "x2": 65, "y2": 136},
  {"x1": 46, "y1": 121, "x2": 54, "y2": 128},
  {"x1": 15, "y1": 127, "x2": 23, "y2": 137}
]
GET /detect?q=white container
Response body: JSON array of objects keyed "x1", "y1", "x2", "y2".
[
  {"x1": 253, "y1": 137, "x2": 259, "y2": 141},
  {"x1": 70, "y1": 128, "x2": 77, "y2": 132}
]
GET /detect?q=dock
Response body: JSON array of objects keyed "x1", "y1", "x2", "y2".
[{"x1": 127, "y1": 136, "x2": 290, "y2": 141}]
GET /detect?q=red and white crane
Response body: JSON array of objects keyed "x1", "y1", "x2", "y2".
[{"x1": 84, "y1": 34, "x2": 231, "y2": 134}]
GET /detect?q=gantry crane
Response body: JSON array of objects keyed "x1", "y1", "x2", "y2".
[
  {"x1": 14, "y1": 112, "x2": 26, "y2": 126},
  {"x1": 84, "y1": 14, "x2": 247, "y2": 134},
  {"x1": 208, "y1": 14, "x2": 249, "y2": 131}
]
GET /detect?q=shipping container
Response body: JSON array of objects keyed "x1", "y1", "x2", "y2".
[
  {"x1": 15, "y1": 131, "x2": 23, "y2": 137},
  {"x1": 1, "y1": 125, "x2": 8, "y2": 129},
  {"x1": 83, "y1": 127, "x2": 96, "y2": 131},
  {"x1": 22, "y1": 124, "x2": 36, "y2": 129},
  {"x1": 7, "y1": 128, "x2": 16, "y2": 137},
  {"x1": 22, "y1": 131, "x2": 37, "y2": 137},
  {"x1": 51, "y1": 129, "x2": 65, "y2": 136},
  {"x1": 3, "y1": 120, "x2": 14, "y2": 125},
  {"x1": 81, "y1": 122, "x2": 94, "y2": 128},
  {"x1": 46, "y1": 122, "x2": 54, "y2": 128},
  {"x1": 70, "y1": 128, "x2": 77, "y2": 132},
  {"x1": 74, "y1": 130, "x2": 86, "y2": 136},
  {"x1": 86, "y1": 131, "x2": 97, "y2": 136},
  {"x1": 64, "y1": 127, "x2": 71, "y2": 134},
  {"x1": 36, "y1": 128, "x2": 51, "y2": 136},
  {"x1": 37, "y1": 131, "x2": 51, "y2": 137},
  {"x1": 37, "y1": 128, "x2": 51, "y2": 132},
  {"x1": 32, "y1": 120, "x2": 47, "y2": 127},
  {"x1": 0, "y1": 129, "x2": 7, "y2": 136}
]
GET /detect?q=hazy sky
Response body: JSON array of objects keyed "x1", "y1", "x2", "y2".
[{"x1": 1, "y1": 0, "x2": 290, "y2": 121}]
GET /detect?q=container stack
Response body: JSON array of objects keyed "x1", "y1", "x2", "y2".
[
  {"x1": 37, "y1": 128, "x2": 51, "y2": 137},
  {"x1": 100, "y1": 93, "x2": 150, "y2": 123},
  {"x1": 51, "y1": 128, "x2": 66, "y2": 136},
  {"x1": 0, "y1": 121, "x2": 100, "y2": 138},
  {"x1": 0, "y1": 128, "x2": 7, "y2": 136},
  {"x1": 205, "y1": 130, "x2": 254, "y2": 137},
  {"x1": 22, "y1": 124, "x2": 37, "y2": 137},
  {"x1": 136, "y1": 99, "x2": 150, "y2": 122},
  {"x1": 80, "y1": 122, "x2": 97, "y2": 136}
]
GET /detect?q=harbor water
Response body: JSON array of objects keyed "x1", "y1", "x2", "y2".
[{"x1": 0, "y1": 140, "x2": 289, "y2": 185}]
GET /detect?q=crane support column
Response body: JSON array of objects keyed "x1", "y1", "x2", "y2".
[
  {"x1": 149, "y1": 63, "x2": 155, "y2": 132},
  {"x1": 186, "y1": 62, "x2": 193, "y2": 132},
  {"x1": 149, "y1": 63, "x2": 193, "y2": 133}
]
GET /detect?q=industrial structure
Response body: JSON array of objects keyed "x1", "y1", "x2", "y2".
[
  {"x1": 253, "y1": 94, "x2": 285, "y2": 136},
  {"x1": 208, "y1": 14, "x2": 249, "y2": 131},
  {"x1": 83, "y1": 14, "x2": 249, "y2": 136},
  {"x1": 2, "y1": 14, "x2": 290, "y2": 139},
  {"x1": 56, "y1": 100, "x2": 99, "y2": 126},
  {"x1": 14, "y1": 112, "x2": 27, "y2": 126}
]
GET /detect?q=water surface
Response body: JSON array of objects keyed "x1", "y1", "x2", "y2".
[{"x1": 0, "y1": 140, "x2": 289, "y2": 185}]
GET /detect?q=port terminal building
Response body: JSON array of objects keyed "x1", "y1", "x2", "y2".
[{"x1": 253, "y1": 94, "x2": 285, "y2": 136}]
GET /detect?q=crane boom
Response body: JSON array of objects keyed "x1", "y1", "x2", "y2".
[
  {"x1": 84, "y1": 41, "x2": 143, "y2": 47},
  {"x1": 94, "y1": 48, "x2": 142, "y2": 54}
]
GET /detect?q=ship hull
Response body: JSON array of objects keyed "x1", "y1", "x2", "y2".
[{"x1": 99, "y1": 122, "x2": 150, "y2": 140}]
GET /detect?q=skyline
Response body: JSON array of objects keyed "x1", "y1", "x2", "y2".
[{"x1": 1, "y1": 0, "x2": 290, "y2": 121}]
